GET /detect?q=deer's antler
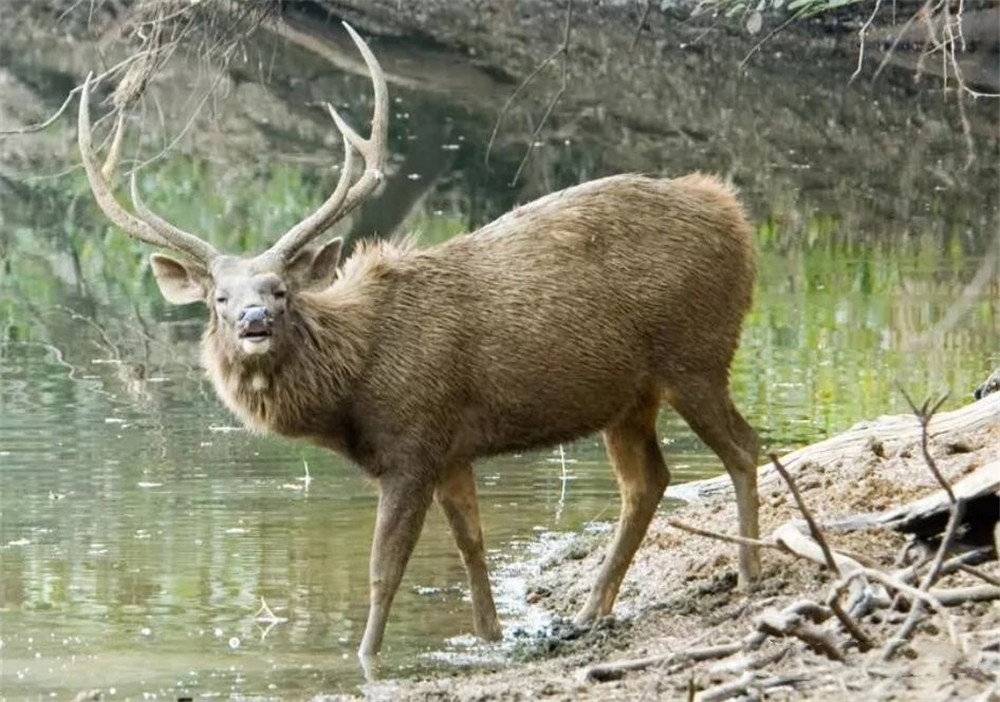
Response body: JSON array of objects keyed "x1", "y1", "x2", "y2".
[
  {"x1": 78, "y1": 74, "x2": 220, "y2": 264},
  {"x1": 261, "y1": 22, "x2": 389, "y2": 264},
  {"x1": 79, "y1": 21, "x2": 388, "y2": 267}
]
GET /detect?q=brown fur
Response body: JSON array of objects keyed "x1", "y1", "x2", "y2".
[{"x1": 195, "y1": 173, "x2": 760, "y2": 658}]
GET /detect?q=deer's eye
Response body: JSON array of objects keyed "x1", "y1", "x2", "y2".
[
  {"x1": 215, "y1": 294, "x2": 229, "y2": 305},
  {"x1": 273, "y1": 290, "x2": 287, "y2": 300}
]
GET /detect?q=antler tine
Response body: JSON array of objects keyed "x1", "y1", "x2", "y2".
[
  {"x1": 264, "y1": 22, "x2": 389, "y2": 263},
  {"x1": 78, "y1": 73, "x2": 219, "y2": 265}
]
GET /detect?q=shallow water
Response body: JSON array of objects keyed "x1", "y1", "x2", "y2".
[{"x1": 1, "y1": 15, "x2": 998, "y2": 701}]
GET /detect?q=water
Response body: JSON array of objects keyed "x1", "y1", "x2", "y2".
[{"x1": 1, "y1": 11, "x2": 998, "y2": 700}]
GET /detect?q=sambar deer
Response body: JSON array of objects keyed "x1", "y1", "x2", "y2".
[{"x1": 78, "y1": 23, "x2": 761, "y2": 661}]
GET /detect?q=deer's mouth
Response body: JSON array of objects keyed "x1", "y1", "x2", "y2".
[
  {"x1": 238, "y1": 318, "x2": 272, "y2": 340},
  {"x1": 239, "y1": 328, "x2": 272, "y2": 341},
  {"x1": 238, "y1": 320, "x2": 273, "y2": 354}
]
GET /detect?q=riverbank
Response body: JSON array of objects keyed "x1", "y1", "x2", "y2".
[{"x1": 343, "y1": 393, "x2": 999, "y2": 702}]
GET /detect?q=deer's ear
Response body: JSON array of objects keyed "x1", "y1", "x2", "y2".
[
  {"x1": 287, "y1": 238, "x2": 343, "y2": 291},
  {"x1": 149, "y1": 254, "x2": 209, "y2": 305}
]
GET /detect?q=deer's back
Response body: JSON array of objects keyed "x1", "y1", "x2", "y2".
[{"x1": 339, "y1": 173, "x2": 755, "y2": 466}]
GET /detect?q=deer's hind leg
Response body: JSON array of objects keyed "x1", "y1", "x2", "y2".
[
  {"x1": 435, "y1": 463, "x2": 502, "y2": 641},
  {"x1": 574, "y1": 390, "x2": 669, "y2": 625},
  {"x1": 665, "y1": 371, "x2": 761, "y2": 589}
]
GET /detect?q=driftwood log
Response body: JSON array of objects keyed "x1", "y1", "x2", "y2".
[{"x1": 669, "y1": 392, "x2": 999, "y2": 503}]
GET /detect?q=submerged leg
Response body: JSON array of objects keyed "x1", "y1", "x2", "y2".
[
  {"x1": 575, "y1": 391, "x2": 669, "y2": 624},
  {"x1": 359, "y1": 472, "x2": 435, "y2": 661},
  {"x1": 435, "y1": 463, "x2": 502, "y2": 641},
  {"x1": 666, "y1": 372, "x2": 761, "y2": 588}
]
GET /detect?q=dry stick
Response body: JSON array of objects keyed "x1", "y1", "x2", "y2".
[
  {"x1": 755, "y1": 610, "x2": 843, "y2": 662},
  {"x1": 898, "y1": 390, "x2": 954, "y2": 501},
  {"x1": 629, "y1": 0, "x2": 653, "y2": 53},
  {"x1": 956, "y1": 564, "x2": 1000, "y2": 588},
  {"x1": 936, "y1": 547, "x2": 992, "y2": 577},
  {"x1": 883, "y1": 392, "x2": 967, "y2": 660},
  {"x1": 883, "y1": 497, "x2": 968, "y2": 659},
  {"x1": 668, "y1": 519, "x2": 784, "y2": 551},
  {"x1": 870, "y1": 2, "x2": 925, "y2": 83},
  {"x1": 770, "y1": 454, "x2": 873, "y2": 651},
  {"x1": 849, "y1": 0, "x2": 884, "y2": 83},
  {"x1": 739, "y1": 10, "x2": 807, "y2": 70},
  {"x1": 694, "y1": 670, "x2": 756, "y2": 702},
  {"x1": 839, "y1": 568, "x2": 964, "y2": 651},
  {"x1": 508, "y1": 0, "x2": 574, "y2": 186},
  {"x1": 695, "y1": 671, "x2": 811, "y2": 702},
  {"x1": 0, "y1": 51, "x2": 150, "y2": 137},
  {"x1": 708, "y1": 644, "x2": 791, "y2": 675},
  {"x1": 583, "y1": 641, "x2": 744, "y2": 683},
  {"x1": 485, "y1": 0, "x2": 573, "y2": 169},
  {"x1": 828, "y1": 594, "x2": 875, "y2": 652},
  {"x1": 769, "y1": 455, "x2": 841, "y2": 576},
  {"x1": 930, "y1": 585, "x2": 1000, "y2": 605}
]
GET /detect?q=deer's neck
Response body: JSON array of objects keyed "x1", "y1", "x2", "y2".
[{"x1": 203, "y1": 295, "x2": 370, "y2": 440}]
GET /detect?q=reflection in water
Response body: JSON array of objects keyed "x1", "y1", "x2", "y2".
[{"x1": 1, "y1": 17, "x2": 998, "y2": 702}]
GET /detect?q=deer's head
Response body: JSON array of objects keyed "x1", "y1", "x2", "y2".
[{"x1": 78, "y1": 23, "x2": 387, "y2": 360}]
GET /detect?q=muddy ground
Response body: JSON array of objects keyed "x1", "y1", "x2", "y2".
[{"x1": 333, "y1": 396, "x2": 999, "y2": 702}]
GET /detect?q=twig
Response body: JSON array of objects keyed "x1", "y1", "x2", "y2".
[
  {"x1": 897, "y1": 390, "x2": 954, "y2": 502},
  {"x1": 770, "y1": 454, "x2": 841, "y2": 577},
  {"x1": 707, "y1": 645, "x2": 790, "y2": 675},
  {"x1": 0, "y1": 51, "x2": 148, "y2": 137},
  {"x1": 695, "y1": 671, "x2": 810, "y2": 702},
  {"x1": 837, "y1": 568, "x2": 964, "y2": 652},
  {"x1": 935, "y1": 547, "x2": 991, "y2": 578},
  {"x1": 694, "y1": 670, "x2": 756, "y2": 702},
  {"x1": 871, "y1": 3, "x2": 924, "y2": 83},
  {"x1": 955, "y1": 564, "x2": 1000, "y2": 588},
  {"x1": 749, "y1": 601, "x2": 843, "y2": 661},
  {"x1": 126, "y1": 67, "x2": 228, "y2": 176},
  {"x1": 630, "y1": 0, "x2": 653, "y2": 53},
  {"x1": 507, "y1": 0, "x2": 574, "y2": 186},
  {"x1": 772, "y1": 521, "x2": 868, "y2": 575},
  {"x1": 486, "y1": 0, "x2": 573, "y2": 174},
  {"x1": 850, "y1": 0, "x2": 884, "y2": 83},
  {"x1": 929, "y1": 585, "x2": 1000, "y2": 605},
  {"x1": 829, "y1": 597, "x2": 875, "y2": 652},
  {"x1": 668, "y1": 519, "x2": 783, "y2": 551},
  {"x1": 739, "y1": 11, "x2": 806, "y2": 70},
  {"x1": 582, "y1": 641, "x2": 744, "y2": 682},
  {"x1": 883, "y1": 497, "x2": 967, "y2": 659}
]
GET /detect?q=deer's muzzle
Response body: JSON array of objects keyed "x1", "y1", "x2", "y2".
[{"x1": 237, "y1": 307, "x2": 273, "y2": 353}]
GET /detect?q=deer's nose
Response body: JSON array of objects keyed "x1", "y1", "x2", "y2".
[{"x1": 238, "y1": 306, "x2": 270, "y2": 324}]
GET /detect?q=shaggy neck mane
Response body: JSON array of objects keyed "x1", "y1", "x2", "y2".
[{"x1": 203, "y1": 293, "x2": 370, "y2": 437}]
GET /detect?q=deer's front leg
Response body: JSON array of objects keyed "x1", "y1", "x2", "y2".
[
  {"x1": 358, "y1": 472, "x2": 435, "y2": 661},
  {"x1": 435, "y1": 463, "x2": 502, "y2": 641}
]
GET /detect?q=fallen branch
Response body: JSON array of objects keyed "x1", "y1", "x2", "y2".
[
  {"x1": 772, "y1": 521, "x2": 868, "y2": 575},
  {"x1": 669, "y1": 394, "x2": 999, "y2": 504},
  {"x1": 884, "y1": 393, "x2": 966, "y2": 660},
  {"x1": 928, "y1": 585, "x2": 1000, "y2": 606},
  {"x1": 752, "y1": 605, "x2": 843, "y2": 661},
  {"x1": 770, "y1": 454, "x2": 841, "y2": 576},
  {"x1": 582, "y1": 641, "x2": 743, "y2": 683},
  {"x1": 898, "y1": 390, "x2": 954, "y2": 502},
  {"x1": 668, "y1": 519, "x2": 783, "y2": 551},
  {"x1": 485, "y1": 0, "x2": 574, "y2": 183},
  {"x1": 694, "y1": 671, "x2": 810, "y2": 702},
  {"x1": 835, "y1": 568, "x2": 964, "y2": 653}
]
